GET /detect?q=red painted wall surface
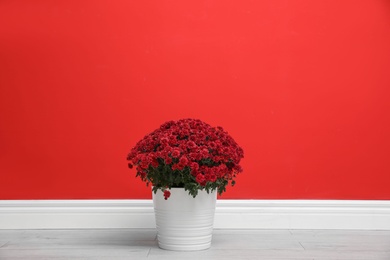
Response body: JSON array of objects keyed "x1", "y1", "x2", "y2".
[{"x1": 1, "y1": 1, "x2": 390, "y2": 200}]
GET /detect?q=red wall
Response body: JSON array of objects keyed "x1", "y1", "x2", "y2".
[{"x1": 1, "y1": 1, "x2": 390, "y2": 200}]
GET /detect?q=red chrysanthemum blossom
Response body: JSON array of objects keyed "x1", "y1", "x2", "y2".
[
  {"x1": 171, "y1": 149, "x2": 181, "y2": 158},
  {"x1": 163, "y1": 190, "x2": 171, "y2": 200},
  {"x1": 187, "y1": 141, "x2": 197, "y2": 149},
  {"x1": 196, "y1": 173, "x2": 206, "y2": 186},
  {"x1": 209, "y1": 173, "x2": 217, "y2": 182},
  {"x1": 165, "y1": 157, "x2": 173, "y2": 165},
  {"x1": 179, "y1": 156, "x2": 189, "y2": 166}
]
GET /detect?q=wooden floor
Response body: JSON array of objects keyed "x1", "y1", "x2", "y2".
[{"x1": 0, "y1": 229, "x2": 389, "y2": 259}]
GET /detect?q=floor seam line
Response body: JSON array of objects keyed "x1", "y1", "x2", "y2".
[
  {"x1": 299, "y1": 241, "x2": 306, "y2": 250},
  {"x1": 0, "y1": 241, "x2": 10, "y2": 249}
]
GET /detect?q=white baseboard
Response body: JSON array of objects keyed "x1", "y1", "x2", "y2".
[{"x1": 1, "y1": 200, "x2": 389, "y2": 230}]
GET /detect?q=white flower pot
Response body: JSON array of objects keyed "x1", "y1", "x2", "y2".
[{"x1": 152, "y1": 188, "x2": 217, "y2": 251}]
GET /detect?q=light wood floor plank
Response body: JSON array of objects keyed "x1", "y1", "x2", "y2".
[{"x1": 0, "y1": 229, "x2": 389, "y2": 259}]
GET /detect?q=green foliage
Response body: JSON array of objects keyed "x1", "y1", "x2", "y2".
[{"x1": 148, "y1": 162, "x2": 230, "y2": 198}]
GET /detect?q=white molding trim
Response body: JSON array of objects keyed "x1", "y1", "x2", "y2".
[{"x1": 1, "y1": 200, "x2": 390, "y2": 230}]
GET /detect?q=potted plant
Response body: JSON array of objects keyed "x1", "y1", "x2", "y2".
[{"x1": 127, "y1": 118, "x2": 244, "y2": 251}]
